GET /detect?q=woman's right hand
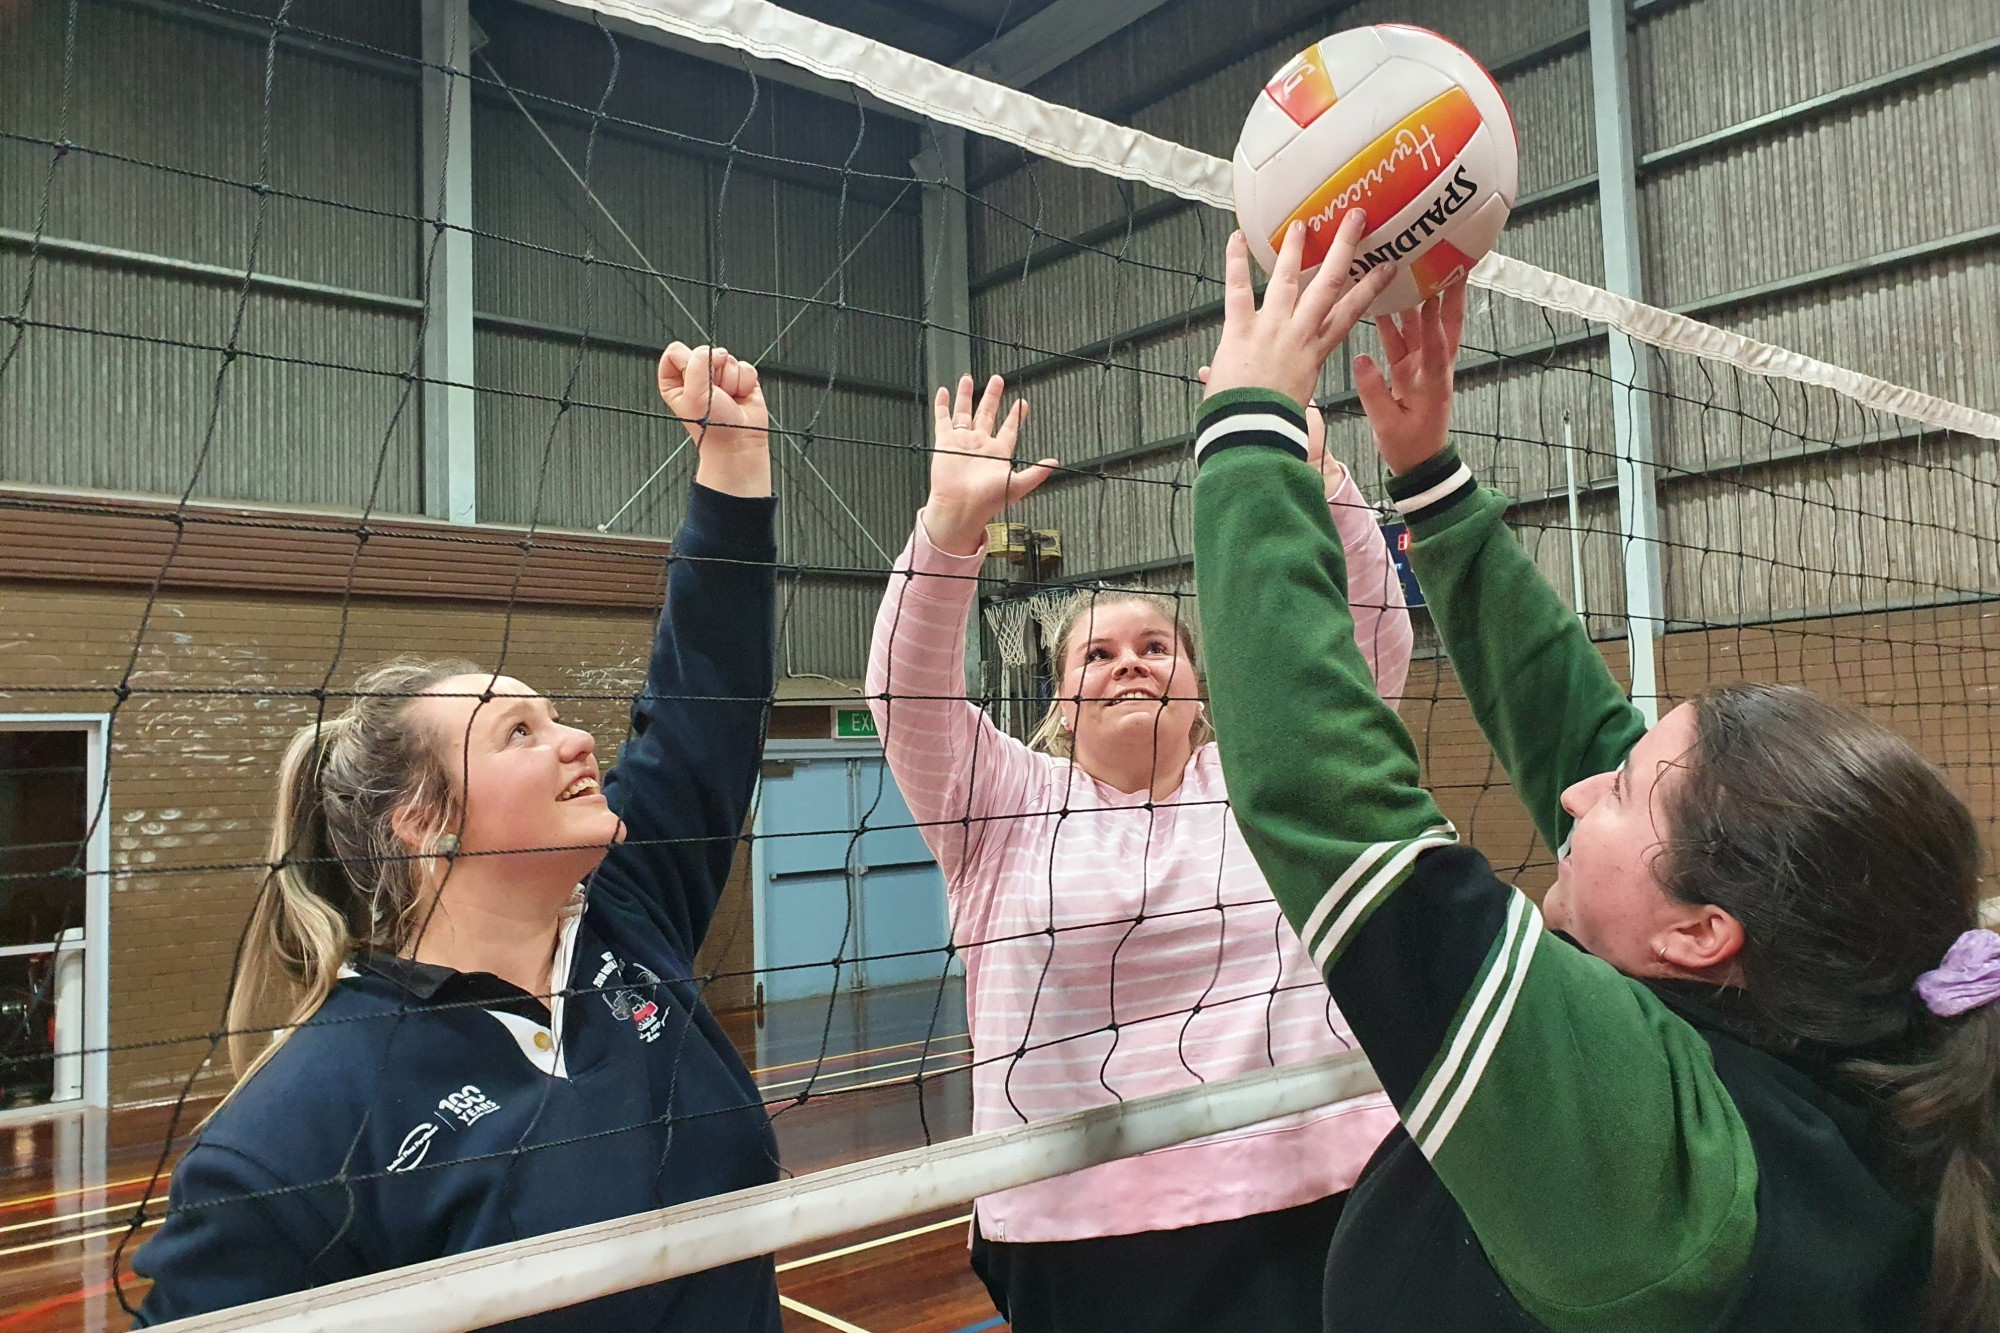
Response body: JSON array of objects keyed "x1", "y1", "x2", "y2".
[
  {"x1": 1353, "y1": 281, "x2": 1467, "y2": 477},
  {"x1": 919, "y1": 373, "x2": 1056, "y2": 557}
]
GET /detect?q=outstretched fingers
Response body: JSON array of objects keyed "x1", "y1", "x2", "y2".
[
  {"x1": 974, "y1": 374, "x2": 1007, "y2": 437},
  {"x1": 1294, "y1": 209, "x2": 1366, "y2": 333},
  {"x1": 1222, "y1": 230, "x2": 1256, "y2": 331},
  {"x1": 1265, "y1": 220, "x2": 1307, "y2": 321},
  {"x1": 1353, "y1": 351, "x2": 1398, "y2": 421},
  {"x1": 995, "y1": 397, "x2": 1028, "y2": 453}
]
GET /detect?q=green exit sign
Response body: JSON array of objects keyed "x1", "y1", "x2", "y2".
[{"x1": 833, "y1": 707, "x2": 878, "y2": 740}]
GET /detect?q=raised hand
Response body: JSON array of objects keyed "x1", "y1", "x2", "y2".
[
  {"x1": 920, "y1": 373, "x2": 1055, "y2": 557},
  {"x1": 1352, "y1": 280, "x2": 1467, "y2": 476},
  {"x1": 659, "y1": 342, "x2": 771, "y2": 497},
  {"x1": 1201, "y1": 211, "x2": 1396, "y2": 411},
  {"x1": 1200, "y1": 363, "x2": 1346, "y2": 495}
]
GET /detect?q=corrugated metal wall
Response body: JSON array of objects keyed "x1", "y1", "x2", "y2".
[
  {"x1": 4, "y1": 0, "x2": 1994, "y2": 674},
  {"x1": 968, "y1": 0, "x2": 1606, "y2": 629},
  {"x1": 1, "y1": 0, "x2": 931, "y2": 683},
  {"x1": 964, "y1": 0, "x2": 1997, "y2": 660},
  {"x1": 1633, "y1": 0, "x2": 1999, "y2": 634},
  {"x1": 0, "y1": 0, "x2": 426, "y2": 511},
  {"x1": 466, "y1": 0, "x2": 928, "y2": 680}
]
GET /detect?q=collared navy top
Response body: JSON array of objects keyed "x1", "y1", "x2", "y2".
[{"x1": 134, "y1": 484, "x2": 783, "y2": 1332}]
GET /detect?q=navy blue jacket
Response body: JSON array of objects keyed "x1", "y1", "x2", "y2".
[{"x1": 134, "y1": 484, "x2": 782, "y2": 1331}]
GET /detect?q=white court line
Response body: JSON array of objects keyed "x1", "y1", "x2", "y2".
[
  {"x1": 779, "y1": 1295, "x2": 876, "y2": 1333},
  {"x1": 776, "y1": 1212, "x2": 970, "y2": 1272}
]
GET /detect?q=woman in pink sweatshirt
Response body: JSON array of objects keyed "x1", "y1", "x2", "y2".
[{"x1": 866, "y1": 373, "x2": 1412, "y2": 1333}]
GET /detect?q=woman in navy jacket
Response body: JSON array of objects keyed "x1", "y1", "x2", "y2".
[{"x1": 133, "y1": 344, "x2": 784, "y2": 1332}]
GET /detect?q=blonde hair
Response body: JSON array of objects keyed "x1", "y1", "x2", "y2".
[
  {"x1": 226, "y1": 659, "x2": 476, "y2": 1088},
  {"x1": 1024, "y1": 590, "x2": 1214, "y2": 759}
]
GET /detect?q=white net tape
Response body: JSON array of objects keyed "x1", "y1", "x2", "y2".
[
  {"x1": 546, "y1": 0, "x2": 2000, "y2": 444},
  {"x1": 153, "y1": 1054, "x2": 1379, "y2": 1333}
]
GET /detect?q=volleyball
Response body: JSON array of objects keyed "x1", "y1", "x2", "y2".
[{"x1": 1233, "y1": 24, "x2": 1518, "y2": 316}]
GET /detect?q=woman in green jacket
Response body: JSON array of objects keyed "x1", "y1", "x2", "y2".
[{"x1": 1191, "y1": 213, "x2": 1997, "y2": 1332}]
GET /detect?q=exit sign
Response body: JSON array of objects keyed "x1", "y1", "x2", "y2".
[{"x1": 833, "y1": 707, "x2": 878, "y2": 740}]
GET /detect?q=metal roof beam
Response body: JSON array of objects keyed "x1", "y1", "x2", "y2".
[{"x1": 957, "y1": 0, "x2": 1177, "y2": 87}]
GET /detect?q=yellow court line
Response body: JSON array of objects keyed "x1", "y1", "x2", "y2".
[
  {"x1": 778, "y1": 1294, "x2": 876, "y2": 1333},
  {"x1": 0, "y1": 1173, "x2": 164, "y2": 1213},
  {"x1": 750, "y1": 1032, "x2": 970, "y2": 1079},
  {"x1": 0, "y1": 1197, "x2": 145, "y2": 1237},
  {"x1": 776, "y1": 1212, "x2": 971, "y2": 1273},
  {"x1": 0, "y1": 1213, "x2": 161, "y2": 1260}
]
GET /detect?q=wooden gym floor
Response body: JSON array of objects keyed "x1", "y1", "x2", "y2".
[{"x1": 0, "y1": 982, "x2": 1008, "y2": 1333}]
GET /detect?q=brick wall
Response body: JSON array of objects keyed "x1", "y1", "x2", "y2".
[
  {"x1": 1399, "y1": 603, "x2": 1999, "y2": 901},
  {"x1": 0, "y1": 579, "x2": 664, "y2": 1101}
]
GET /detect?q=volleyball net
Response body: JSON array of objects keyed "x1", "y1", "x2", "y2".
[{"x1": 0, "y1": 0, "x2": 1995, "y2": 1327}]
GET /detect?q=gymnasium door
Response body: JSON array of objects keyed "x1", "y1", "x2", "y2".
[{"x1": 751, "y1": 746, "x2": 951, "y2": 1005}]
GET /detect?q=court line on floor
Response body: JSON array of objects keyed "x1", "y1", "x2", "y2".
[
  {"x1": 0, "y1": 1173, "x2": 162, "y2": 1213},
  {"x1": 778, "y1": 1294, "x2": 875, "y2": 1333},
  {"x1": 751, "y1": 1031, "x2": 971, "y2": 1079},
  {"x1": 944, "y1": 1319, "x2": 1005, "y2": 1333},
  {"x1": 758, "y1": 1044, "x2": 971, "y2": 1097},
  {"x1": 0, "y1": 1213, "x2": 161, "y2": 1259},
  {"x1": 765, "y1": 1058, "x2": 975, "y2": 1107},
  {"x1": 0, "y1": 1196, "x2": 150, "y2": 1237},
  {"x1": 776, "y1": 1211, "x2": 970, "y2": 1272}
]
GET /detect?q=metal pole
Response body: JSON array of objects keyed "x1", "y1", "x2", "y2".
[
  {"x1": 1589, "y1": 0, "x2": 1664, "y2": 723},
  {"x1": 914, "y1": 126, "x2": 983, "y2": 697},
  {"x1": 422, "y1": 0, "x2": 478, "y2": 525},
  {"x1": 1563, "y1": 416, "x2": 1588, "y2": 618}
]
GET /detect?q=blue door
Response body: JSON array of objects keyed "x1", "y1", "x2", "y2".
[{"x1": 753, "y1": 751, "x2": 951, "y2": 1004}]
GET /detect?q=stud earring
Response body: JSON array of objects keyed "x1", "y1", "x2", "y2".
[{"x1": 436, "y1": 833, "x2": 459, "y2": 856}]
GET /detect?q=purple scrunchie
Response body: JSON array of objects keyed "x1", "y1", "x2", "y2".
[{"x1": 1914, "y1": 930, "x2": 2000, "y2": 1018}]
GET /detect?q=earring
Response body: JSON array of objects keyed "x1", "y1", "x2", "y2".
[
  {"x1": 436, "y1": 833, "x2": 459, "y2": 856},
  {"x1": 1655, "y1": 943, "x2": 1668, "y2": 963}
]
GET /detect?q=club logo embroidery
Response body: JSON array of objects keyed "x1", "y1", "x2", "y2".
[
  {"x1": 387, "y1": 1122, "x2": 437, "y2": 1173},
  {"x1": 592, "y1": 950, "x2": 665, "y2": 1043},
  {"x1": 387, "y1": 1084, "x2": 502, "y2": 1172},
  {"x1": 438, "y1": 1084, "x2": 500, "y2": 1126}
]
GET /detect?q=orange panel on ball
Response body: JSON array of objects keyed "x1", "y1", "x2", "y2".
[
  {"x1": 1410, "y1": 238, "x2": 1476, "y2": 300},
  {"x1": 1269, "y1": 84, "x2": 1483, "y2": 269},
  {"x1": 1263, "y1": 45, "x2": 1339, "y2": 128}
]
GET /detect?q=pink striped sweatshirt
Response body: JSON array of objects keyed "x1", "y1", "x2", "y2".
[{"x1": 866, "y1": 472, "x2": 1412, "y2": 1242}]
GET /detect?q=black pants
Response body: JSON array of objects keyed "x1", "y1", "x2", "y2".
[{"x1": 969, "y1": 1192, "x2": 1346, "y2": 1333}]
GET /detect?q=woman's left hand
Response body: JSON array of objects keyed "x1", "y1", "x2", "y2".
[{"x1": 661, "y1": 342, "x2": 771, "y2": 496}]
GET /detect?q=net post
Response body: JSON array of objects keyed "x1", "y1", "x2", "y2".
[
  {"x1": 915, "y1": 125, "x2": 981, "y2": 696},
  {"x1": 1589, "y1": 0, "x2": 1664, "y2": 724},
  {"x1": 421, "y1": 0, "x2": 478, "y2": 525}
]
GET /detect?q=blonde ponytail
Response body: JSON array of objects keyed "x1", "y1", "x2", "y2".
[{"x1": 226, "y1": 659, "x2": 476, "y2": 1089}]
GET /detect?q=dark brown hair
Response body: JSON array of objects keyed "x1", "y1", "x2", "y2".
[{"x1": 1661, "y1": 682, "x2": 1994, "y2": 1331}]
